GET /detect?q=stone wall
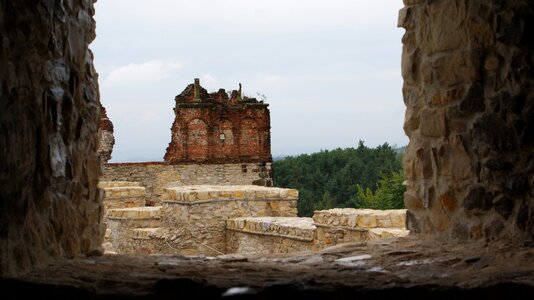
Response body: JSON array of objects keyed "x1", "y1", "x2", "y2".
[
  {"x1": 0, "y1": 1, "x2": 103, "y2": 275},
  {"x1": 106, "y1": 206, "x2": 161, "y2": 255},
  {"x1": 106, "y1": 185, "x2": 298, "y2": 255},
  {"x1": 164, "y1": 79, "x2": 272, "y2": 165},
  {"x1": 225, "y1": 209, "x2": 408, "y2": 255},
  {"x1": 102, "y1": 162, "x2": 274, "y2": 205},
  {"x1": 399, "y1": 0, "x2": 534, "y2": 240},
  {"x1": 103, "y1": 182, "x2": 408, "y2": 256},
  {"x1": 313, "y1": 209, "x2": 408, "y2": 249},
  {"x1": 98, "y1": 105, "x2": 115, "y2": 163},
  {"x1": 159, "y1": 185, "x2": 298, "y2": 255},
  {"x1": 226, "y1": 217, "x2": 315, "y2": 254}
]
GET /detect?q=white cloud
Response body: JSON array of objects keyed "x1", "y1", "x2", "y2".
[{"x1": 103, "y1": 60, "x2": 182, "y2": 87}]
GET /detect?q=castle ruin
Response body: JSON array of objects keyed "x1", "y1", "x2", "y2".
[
  {"x1": 1, "y1": 0, "x2": 533, "y2": 297},
  {"x1": 164, "y1": 78, "x2": 272, "y2": 166},
  {"x1": 99, "y1": 80, "x2": 408, "y2": 256}
]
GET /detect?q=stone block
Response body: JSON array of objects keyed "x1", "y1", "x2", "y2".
[
  {"x1": 197, "y1": 191, "x2": 210, "y2": 200},
  {"x1": 287, "y1": 189, "x2": 299, "y2": 199},
  {"x1": 107, "y1": 207, "x2": 161, "y2": 220},
  {"x1": 357, "y1": 215, "x2": 378, "y2": 228},
  {"x1": 368, "y1": 228, "x2": 410, "y2": 240}
]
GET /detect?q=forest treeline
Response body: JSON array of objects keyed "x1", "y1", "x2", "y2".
[{"x1": 274, "y1": 141, "x2": 405, "y2": 217}]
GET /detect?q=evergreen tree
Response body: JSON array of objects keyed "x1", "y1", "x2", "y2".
[
  {"x1": 274, "y1": 141, "x2": 404, "y2": 216},
  {"x1": 352, "y1": 171, "x2": 406, "y2": 210}
]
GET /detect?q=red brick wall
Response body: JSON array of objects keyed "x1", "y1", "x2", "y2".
[{"x1": 164, "y1": 82, "x2": 272, "y2": 164}]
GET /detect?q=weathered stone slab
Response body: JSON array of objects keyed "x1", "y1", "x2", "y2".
[
  {"x1": 107, "y1": 207, "x2": 161, "y2": 220},
  {"x1": 226, "y1": 217, "x2": 315, "y2": 255},
  {"x1": 368, "y1": 228, "x2": 410, "y2": 240},
  {"x1": 226, "y1": 217, "x2": 316, "y2": 241},
  {"x1": 312, "y1": 208, "x2": 407, "y2": 229},
  {"x1": 99, "y1": 181, "x2": 142, "y2": 188},
  {"x1": 163, "y1": 185, "x2": 298, "y2": 203}
]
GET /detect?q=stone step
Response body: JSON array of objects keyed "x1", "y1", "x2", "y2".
[
  {"x1": 104, "y1": 197, "x2": 146, "y2": 210},
  {"x1": 107, "y1": 206, "x2": 162, "y2": 228},
  {"x1": 313, "y1": 208, "x2": 407, "y2": 229},
  {"x1": 368, "y1": 228, "x2": 410, "y2": 240},
  {"x1": 107, "y1": 206, "x2": 161, "y2": 219},
  {"x1": 227, "y1": 217, "x2": 316, "y2": 241},
  {"x1": 102, "y1": 186, "x2": 145, "y2": 199},
  {"x1": 99, "y1": 181, "x2": 141, "y2": 188}
]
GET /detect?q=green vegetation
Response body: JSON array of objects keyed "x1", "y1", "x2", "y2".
[
  {"x1": 274, "y1": 141, "x2": 405, "y2": 216},
  {"x1": 355, "y1": 171, "x2": 405, "y2": 210}
]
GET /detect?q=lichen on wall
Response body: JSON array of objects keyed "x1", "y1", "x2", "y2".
[
  {"x1": 0, "y1": 0, "x2": 103, "y2": 275},
  {"x1": 399, "y1": 0, "x2": 534, "y2": 241}
]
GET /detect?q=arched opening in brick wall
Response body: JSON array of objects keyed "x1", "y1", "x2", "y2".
[{"x1": 0, "y1": 0, "x2": 533, "y2": 297}]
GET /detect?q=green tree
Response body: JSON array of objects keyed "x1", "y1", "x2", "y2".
[
  {"x1": 353, "y1": 171, "x2": 406, "y2": 210},
  {"x1": 274, "y1": 141, "x2": 405, "y2": 216},
  {"x1": 314, "y1": 191, "x2": 337, "y2": 211}
]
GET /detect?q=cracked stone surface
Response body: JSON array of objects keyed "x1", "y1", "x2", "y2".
[{"x1": 3, "y1": 236, "x2": 533, "y2": 298}]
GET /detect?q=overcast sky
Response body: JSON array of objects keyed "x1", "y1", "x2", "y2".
[{"x1": 91, "y1": 0, "x2": 407, "y2": 162}]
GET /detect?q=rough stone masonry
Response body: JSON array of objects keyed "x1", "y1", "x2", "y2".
[
  {"x1": 399, "y1": 0, "x2": 534, "y2": 241},
  {"x1": 98, "y1": 104, "x2": 115, "y2": 164},
  {"x1": 0, "y1": 0, "x2": 103, "y2": 275},
  {"x1": 1, "y1": 2, "x2": 533, "y2": 295}
]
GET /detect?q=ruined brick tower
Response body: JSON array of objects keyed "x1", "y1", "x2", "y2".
[{"x1": 164, "y1": 79, "x2": 272, "y2": 165}]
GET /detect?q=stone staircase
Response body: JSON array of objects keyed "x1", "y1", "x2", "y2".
[
  {"x1": 99, "y1": 181, "x2": 152, "y2": 253},
  {"x1": 101, "y1": 183, "x2": 409, "y2": 256},
  {"x1": 106, "y1": 206, "x2": 162, "y2": 254},
  {"x1": 99, "y1": 181, "x2": 146, "y2": 212}
]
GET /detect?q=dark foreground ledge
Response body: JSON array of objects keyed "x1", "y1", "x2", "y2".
[{"x1": 2, "y1": 237, "x2": 533, "y2": 299}]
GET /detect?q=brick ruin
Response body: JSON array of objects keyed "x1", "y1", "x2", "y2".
[
  {"x1": 164, "y1": 78, "x2": 272, "y2": 165},
  {"x1": 0, "y1": 0, "x2": 533, "y2": 297},
  {"x1": 102, "y1": 80, "x2": 275, "y2": 197}
]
